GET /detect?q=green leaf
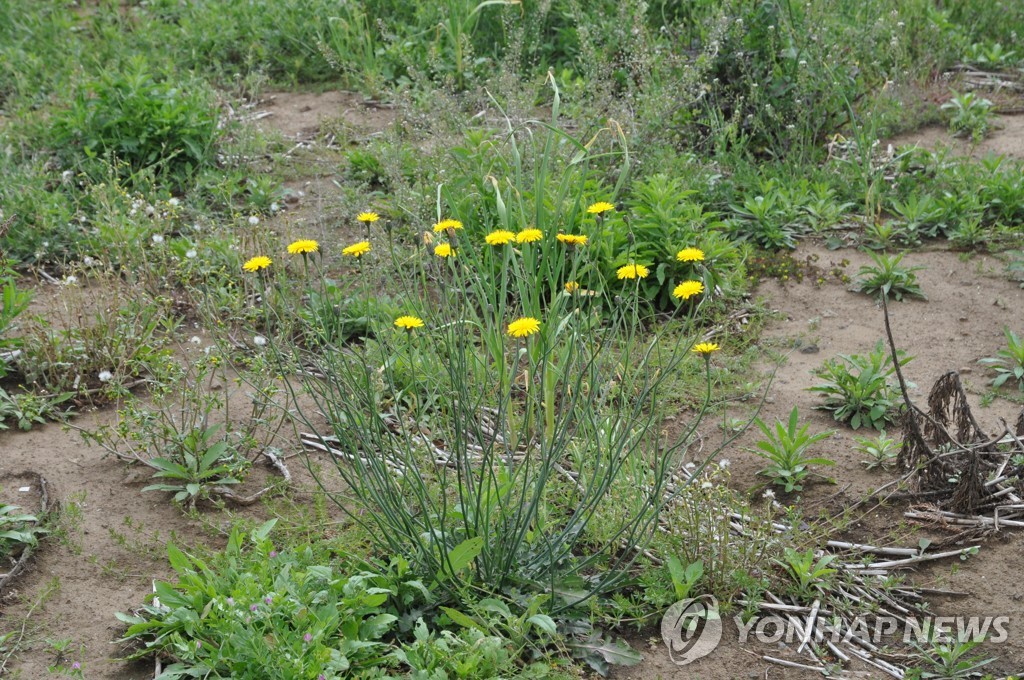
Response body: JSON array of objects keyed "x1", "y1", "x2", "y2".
[
  {"x1": 441, "y1": 606, "x2": 482, "y2": 630},
  {"x1": 436, "y1": 536, "x2": 483, "y2": 582},
  {"x1": 251, "y1": 519, "x2": 277, "y2": 543},
  {"x1": 528, "y1": 614, "x2": 557, "y2": 634}
]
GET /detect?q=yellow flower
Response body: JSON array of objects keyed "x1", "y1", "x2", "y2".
[
  {"x1": 357, "y1": 212, "x2": 380, "y2": 223},
  {"x1": 673, "y1": 280, "x2": 705, "y2": 300},
  {"x1": 434, "y1": 243, "x2": 455, "y2": 258},
  {"x1": 287, "y1": 239, "x2": 319, "y2": 255},
  {"x1": 692, "y1": 342, "x2": 720, "y2": 356},
  {"x1": 557, "y1": 233, "x2": 588, "y2": 246},
  {"x1": 507, "y1": 317, "x2": 541, "y2": 338},
  {"x1": 616, "y1": 263, "x2": 650, "y2": 280},
  {"x1": 432, "y1": 219, "x2": 463, "y2": 233},
  {"x1": 394, "y1": 315, "x2": 424, "y2": 331},
  {"x1": 676, "y1": 247, "x2": 705, "y2": 263},
  {"x1": 342, "y1": 241, "x2": 371, "y2": 258},
  {"x1": 564, "y1": 281, "x2": 580, "y2": 293},
  {"x1": 242, "y1": 256, "x2": 272, "y2": 272},
  {"x1": 587, "y1": 201, "x2": 615, "y2": 215},
  {"x1": 485, "y1": 229, "x2": 516, "y2": 246},
  {"x1": 516, "y1": 228, "x2": 543, "y2": 244}
]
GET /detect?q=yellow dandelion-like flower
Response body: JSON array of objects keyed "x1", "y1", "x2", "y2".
[
  {"x1": 394, "y1": 315, "x2": 424, "y2": 331},
  {"x1": 564, "y1": 281, "x2": 580, "y2": 293},
  {"x1": 516, "y1": 228, "x2": 543, "y2": 244},
  {"x1": 587, "y1": 201, "x2": 615, "y2": 215},
  {"x1": 673, "y1": 280, "x2": 705, "y2": 301},
  {"x1": 692, "y1": 342, "x2": 720, "y2": 356},
  {"x1": 485, "y1": 229, "x2": 516, "y2": 246},
  {"x1": 242, "y1": 256, "x2": 272, "y2": 272},
  {"x1": 676, "y1": 247, "x2": 705, "y2": 263},
  {"x1": 507, "y1": 317, "x2": 541, "y2": 338},
  {"x1": 342, "y1": 241, "x2": 371, "y2": 258},
  {"x1": 287, "y1": 239, "x2": 319, "y2": 255},
  {"x1": 616, "y1": 263, "x2": 650, "y2": 280},
  {"x1": 432, "y1": 219, "x2": 463, "y2": 233},
  {"x1": 357, "y1": 212, "x2": 380, "y2": 223},
  {"x1": 434, "y1": 243, "x2": 455, "y2": 258},
  {"x1": 557, "y1": 233, "x2": 589, "y2": 246}
]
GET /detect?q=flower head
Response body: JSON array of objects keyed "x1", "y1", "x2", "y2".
[
  {"x1": 564, "y1": 281, "x2": 580, "y2": 293},
  {"x1": 616, "y1": 263, "x2": 650, "y2": 280},
  {"x1": 587, "y1": 201, "x2": 615, "y2": 215},
  {"x1": 507, "y1": 317, "x2": 541, "y2": 338},
  {"x1": 432, "y1": 219, "x2": 463, "y2": 233},
  {"x1": 485, "y1": 229, "x2": 516, "y2": 246},
  {"x1": 516, "y1": 228, "x2": 543, "y2": 244},
  {"x1": 394, "y1": 315, "x2": 425, "y2": 331},
  {"x1": 342, "y1": 241, "x2": 371, "y2": 258},
  {"x1": 287, "y1": 239, "x2": 319, "y2": 255},
  {"x1": 357, "y1": 212, "x2": 380, "y2": 223},
  {"x1": 243, "y1": 256, "x2": 272, "y2": 272},
  {"x1": 673, "y1": 280, "x2": 705, "y2": 301},
  {"x1": 691, "y1": 342, "x2": 720, "y2": 356},
  {"x1": 557, "y1": 233, "x2": 588, "y2": 246},
  {"x1": 676, "y1": 247, "x2": 705, "y2": 263},
  {"x1": 434, "y1": 243, "x2": 455, "y2": 258}
]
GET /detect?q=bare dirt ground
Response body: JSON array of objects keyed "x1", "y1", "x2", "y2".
[
  {"x1": 889, "y1": 113, "x2": 1024, "y2": 159},
  {"x1": 4, "y1": 96, "x2": 1024, "y2": 678}
]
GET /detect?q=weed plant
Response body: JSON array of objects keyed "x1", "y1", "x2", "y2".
[
  {"x1": 810, "y1": 340, "x2": 911, "y2": 430},
  {"x1": 751, "y1": 407, "x2": 835, "y2": 493},
  {"x1": 979, "y1": 327, "x2": 1024, "y2": 392},
  {"x1": 257, "y1": 93, "x2": 736, "y2": 625}
]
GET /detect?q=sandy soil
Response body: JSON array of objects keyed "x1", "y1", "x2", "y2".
[{"x1": 889, "y1": 113, "x2": 1024, "y2": 159}]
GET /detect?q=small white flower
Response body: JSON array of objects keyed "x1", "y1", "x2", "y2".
[
  {"x1": 98, "y1": 370, "x2": 113, "y2": 382},
  {"x1": 129, "y1": 208, "x2": 137, "y2": 216},
  {"x1": 185, "y1": 249, "x2": 197, "y2": 259},
  {"x1": 248, "y1": 215, "x2": 260, "y2": 226},
  {"x1": 190, "y1": 336, "x2": 201, "y2": 344},
  {"x1": 151, "y1": 234, "x2": 164, "y2": 245},
  {"x1": 61, "y1": 170, "x2": 73, "y2": 181},
  {"x1": 168, "y1": 198, "x2": 180, "y2": 207},
  {"x1": 62, "y1": 275, "x2": 78, "y2": 286},
  {"x1": 83, "y1": 256, "x2": 96, "y2": 267},
  {"x1": 719, "y1": 459, "x2": 731, "y2": 469},
  {"x1": 253, "y1": 335, "x2": 268, "y2": 347},
  {"x1": 42, "y1": 241, "x2": 49, "y2": 248},
  {"x1": 145, "y1": 205, "x2": 155, "y2": 216},
  {"x1": 270, "y1": 202, "x2": 280, "y2": 213},
  {"x1": 701, "y1": 481, "x2": 713, "y2": 489},
  {"x1": 762, "y1": 489, "x2": 776, "y2": 500}
]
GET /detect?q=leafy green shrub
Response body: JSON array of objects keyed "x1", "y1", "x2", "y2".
[
  {"x1": 810, "y1": 341, "x2": 910, "y2": 430},
  {"x1": 751, "y1": 406, "x2": 835, "y2": 492},
  {"x1": 941, "y1": 90, "x2": 994, "y2": 143},
  {"x1": 852, "y1": 252, "x2": 926, "y2": 301},
  {"x1": 119, "y1": 521, "x2": 409, "y2": 678},
  {"x1": 0, "y1": 503, "x2": 47, "y2": 561},
  {"x1": 778, "y1": 547, "x2": 836, "y2": 599},
  {"x1": 49, "y1": 60, "x2": 220, "y2": 190},
  {"x1": 854, "y1": 431, "x2": 901, "y2": 470},
  {"x1": 600, "y1": 174, "x2": 747, "y2": 309},
  {"x1": 0, "y1": 269, "x2": 31, "y2": 380},
  {"x1": 979, "y1": 327, "x2": 1024, "y2": 392}
]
